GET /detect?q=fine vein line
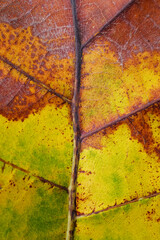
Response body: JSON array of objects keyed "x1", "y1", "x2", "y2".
[
  {"x1": 76, "y1": 191, "x2": 160, "y2": 219},
  {"x1": 66, "y1": 0, "x2": 82, "y2": 239},
  {"x1": 81, "y1": 98, "x2": 160, "y2": 140},
  {"x1": 0, "y1": 157, "x2": 68, "y2": 192},
  {"x1": 0, "y1": 55, "x2": 71, "y2": 104}
]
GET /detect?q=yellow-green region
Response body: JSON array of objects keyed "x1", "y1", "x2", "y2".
[
  {"x1": 0, "y1": 100, "x2": 73, "y2": 187},
  {"x1": 77, "y1": 104, "x2": 160, "y2": 214},
  {"x1": 0, "y1": 161, "x2": 68, "y2": 240},
  {"x1": 75, "y1": 194, "x2": 160, "y2": 240}
]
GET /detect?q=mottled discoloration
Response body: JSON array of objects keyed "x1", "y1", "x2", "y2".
[
  {"x1": 0, "y1": 0, "x2": 74, "y2": 58},
  {"x1": 77, "y1": 103, "x2": 160, "y2": 215},
  {"x1": 0, "y1": 97, "x2": 73, "y2": 187},
  {"x1": 80, "y1": 0, "x2": 160, "y2": 135},
  {"x1": 0, "y1": 22, "x2": 75, "y2": 97},
  {"x1": 100, "y1": 0, "x2": 160, "y2": 64},
  {"x1": 0, "y1": 77, "x2": 67, "y2": 122},
  {"x1": 0, "y1": 0, "x2": 160, "y2": 239},
  {"x1": 0, "y1": 1, "x2": 75, "y2": 121},
  {"x1": 0, "y1": 55, "x2": 71, "y2": 121}
]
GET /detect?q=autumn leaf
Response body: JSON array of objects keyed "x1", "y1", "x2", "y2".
[{"x1": 0, "y1": 0, "x2": 159, "y2": 240}]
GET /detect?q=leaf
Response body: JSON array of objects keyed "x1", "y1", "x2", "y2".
[{"x1": 0, "y1": 0, "x2": 159, "y2": 240}]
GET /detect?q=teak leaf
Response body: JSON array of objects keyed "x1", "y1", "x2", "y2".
[{"x1": 0, "y1": 0, "x2": 159, "y2": 239}]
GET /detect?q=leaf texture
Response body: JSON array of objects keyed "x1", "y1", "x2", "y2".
[
  {"x1": 0, "y1": 161, "x2": 68, "y2": 239},
  {"x1": 0, "y1": 0, "x2": 159, "y2": 239},
  {"x1": 75, "y1": 194, "x2": 160, "y2": 240},
  {"x1": 77, "y1": 103, "x2": 160, "y2": 215},
  {"x1": 77, "y1": 0, "x2": 133, "y2": 45},
  {"x1": 80, "y1": 0, "x2": 160, "y2": 136}
]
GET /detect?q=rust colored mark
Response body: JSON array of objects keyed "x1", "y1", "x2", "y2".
[
  {"x1": 76, "y1": 191, "x2": 93, "y2": 215},
  {"x1": 0, "y1": 68, "x2": 25, "y2": 109},
  {"x1": 81, "y1": 125, "x2": 116, "y2": 151},
  {"x1": 146, "y1": 208, "x2": 156, "y2": 221},
  {"x1": 0, "y1": 59, "x2": 39, "y2": 120},
  {"x1": 77, "y1": 0, "x2": 133, "y2": 45},
  {"x1": 79, "y1": 168, "x2": 92, "y2": 176},
  {"x1": 127, "y1": 103, "x2": 160, "y2": 158}
]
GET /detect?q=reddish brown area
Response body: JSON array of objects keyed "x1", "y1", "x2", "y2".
[
  {"x1": 0, "y1": 68, "x2": 24, "y2": 109},
  {"x1": 77, "y1": 0, "x2": 133, "y2": 45},
  {"x1": 0, "y1": 54, "x2": 72, "y2": 121},
  {"x1": 128, "y1": 103, "x2": 160, "y2": 158},
  {"x1": 86, "y1": 0, "x2": 160, "y2": 65},
  {"x1": 81, "y1": 125, "x2": 117, "y2": 151},
  {"x1": 0, "y1": 75, "x2": 66, "y2": 121}
]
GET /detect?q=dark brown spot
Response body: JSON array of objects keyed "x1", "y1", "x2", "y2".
[
  {"x1": 1, "y1": 33, "x2": 6, "y2": 39},
  {"x1": 0, "y1": 70, "x2": 3, "y2": 77}
]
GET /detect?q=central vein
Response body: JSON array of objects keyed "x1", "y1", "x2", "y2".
[{"x1": 66, "y1": 0, "x2": 82, "y2": 239}]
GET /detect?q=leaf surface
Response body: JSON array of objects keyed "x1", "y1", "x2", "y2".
[
  {"x1": 0, "y1": 96, "x2": 73, "y2": 186},
  {"x1": 0, "y1": 0, "x2": 75, "y2": 100},
  {"x1": 0, "y1": 0, "x2": 159, "y2": 239},
  {"x1": 80, "y1": 0, "x2": 160, "y2": 136},
  {"x1": 75, "y1": 194, "x2": 160, "y2": 240},
  {"x1": 77, "y1": 0, "x2": 133, "y2": 45},
  {"x1": 0, "y1": 161, "x2": 68, "y2": 239},
  {"x1": 77, "y1": 103, "x2": 160, "y2": 215}
]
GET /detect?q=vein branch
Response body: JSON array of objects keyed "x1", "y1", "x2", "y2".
[
  {"x1": 76, "y1": 191, "x2": 160, "y2": 219},
  {"x1": 81, "y1": 99, "x2": 160, "y2": 140},
  {"x1": 0, "y1": 55, "x2": 71, "y2": 104},
  {"x1": 66, "y1": 0, "x2": 82, "y2": 239},
  {"x1": 0, "y1": 157, "x2": 68, "y2": 192},
  {"x1": 81, "y1": 0, "x2": 134, "y2": 49}
]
